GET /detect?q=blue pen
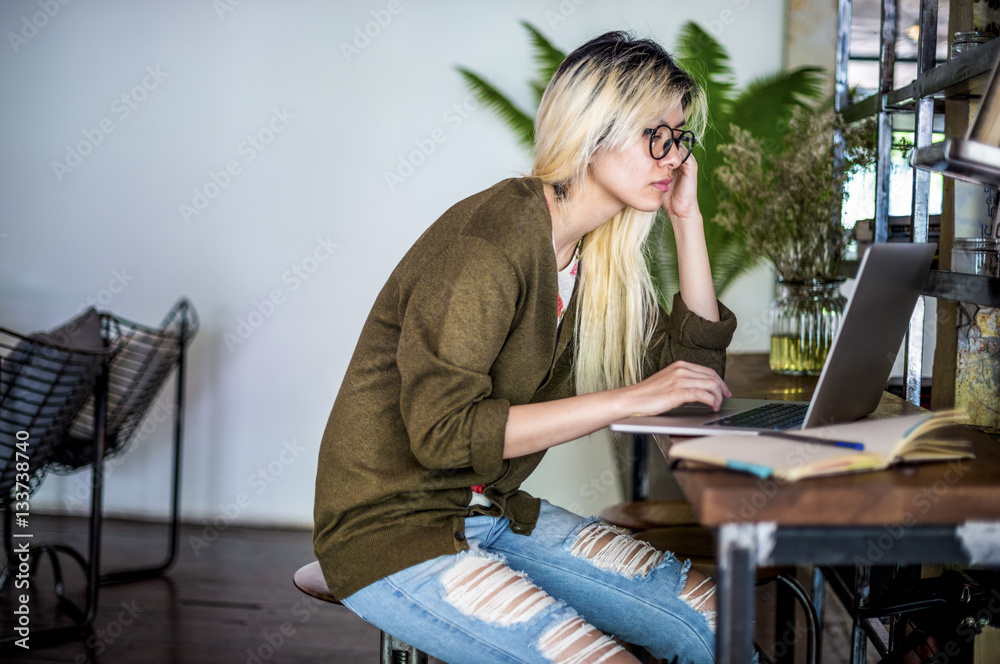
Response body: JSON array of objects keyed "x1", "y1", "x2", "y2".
[{"x1": 760, "y1": 430, "x2": 865, "y2": 452}]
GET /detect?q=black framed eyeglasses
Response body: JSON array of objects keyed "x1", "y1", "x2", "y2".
[{"x1": 645, "y1": 124, "x2": 697, "y2": 164}]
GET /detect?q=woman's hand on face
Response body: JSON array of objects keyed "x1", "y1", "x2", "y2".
[
  {"x1": 618, "y1": 360, "x2": 731, "y2": 417},
  {"x1": 661, "y1": 154, "x2": 700, "y2": 224}
]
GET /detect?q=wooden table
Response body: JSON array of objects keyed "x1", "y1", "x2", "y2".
[{"x1": 651, "y1": 354, "x2": 1000, "y2": 663}]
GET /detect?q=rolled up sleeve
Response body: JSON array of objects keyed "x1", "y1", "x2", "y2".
[
  {"x1": 396, "y1": 237, "x2": 518, "y2": 476},
  {"x1": 647, "y1": 293, "x2": 738, "y2": 379}
]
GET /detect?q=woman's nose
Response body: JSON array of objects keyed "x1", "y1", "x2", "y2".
[{"x1": 656, "y1": 146, "x2": 681, "y2": 169}]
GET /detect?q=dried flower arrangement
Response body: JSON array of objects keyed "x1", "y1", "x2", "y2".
[{"x1": 714, "y1": 105, "x2": 876, "y2": 282}]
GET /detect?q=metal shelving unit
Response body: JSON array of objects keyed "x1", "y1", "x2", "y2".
[
  {"x1": 834, "y1": 3, "x2": 1000, "y2": 663},
  {"x1": 837, "y1": 0, "x2": 1000, "y2": 408},
  {"x1": 922, "y1": 269, "x2": 1000, "y2": 305},
  {"x1": 842, "y1": 36, "x2": 1000, "y2": 124}
]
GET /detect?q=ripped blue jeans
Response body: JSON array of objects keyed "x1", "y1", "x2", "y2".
[{"x1": 340, "y1": 500, "x2": 716, "y2": 664}]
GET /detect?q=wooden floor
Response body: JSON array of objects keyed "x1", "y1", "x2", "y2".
[
  {"x1": 0, "y1": 514, "x2": 865, "y2": 663},
  {"x1": 0, "y1": 514, "x2": 383, "y2": 663}
]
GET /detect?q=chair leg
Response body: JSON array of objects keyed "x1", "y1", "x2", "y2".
[
  {"x1": 852, "y1": 564, "x2": 871, "y2": 664},
  {"x1": 0, "y1": 371, "x2": 109, "y2": 653},
  {"x1": 773, "y1": 573, "x2": 820, "y2": 664},
  {"x1": 811, "y1": 567, "x2": 826, "y2": 659},
  {"x1": 101, "y1": 332, "x2": 188, "y2": 584},
  {"x1": 379, "y1": 630, "x2": 428, "y2": 664},
  {"x1": 774, "y1": 580, "x2": 796, "y2": 664}
]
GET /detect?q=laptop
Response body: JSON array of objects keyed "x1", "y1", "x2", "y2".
[{"x1": 610, "y1": 242, "x2": 936, "y2": 436}]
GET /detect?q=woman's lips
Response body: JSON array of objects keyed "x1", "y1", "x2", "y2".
[{"x1": 652, "y1": 179, "x2": 671, "y2": 192}]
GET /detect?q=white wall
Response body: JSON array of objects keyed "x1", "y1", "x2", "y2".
[{"x1": 1, "y1": 0, "x2": 783, "y2": 527}]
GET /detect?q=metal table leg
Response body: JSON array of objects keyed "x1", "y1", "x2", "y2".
[
  {"x1": 630, "y1": 433, "x2": 649, "y2": 502},
  {"x1": 811, "y1": 567, "x2": 826, "y2": 659},
  {"x1": 851, "y1": 563, "x2": 871, "y2": 664},
  {"x1": 717, "y1": 524, "x2": 758, "y2": 664}
]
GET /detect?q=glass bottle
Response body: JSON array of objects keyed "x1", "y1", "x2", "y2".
[{"x1": 769, "y1": 279, "x2": 847, "y2": 375}]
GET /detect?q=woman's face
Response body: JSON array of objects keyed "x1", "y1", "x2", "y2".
[{"x1": 587, "y1": 105, "x2": 687, "y2": 214}]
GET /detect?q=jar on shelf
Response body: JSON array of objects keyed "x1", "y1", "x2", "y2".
[
  {"x1": 952, "y1": 237, "x2": 1000, "y2": 277},
  {"x1": 951, "y1": 31, "x2": 993, "y2": 58},
  {"x1": 769, "y1": 279, "x2": 847, "y2": 376}
]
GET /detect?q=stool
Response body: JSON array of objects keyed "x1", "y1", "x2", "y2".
[
  {"x1": 599, "y1": 499, "x2": 699, "y2": 531},
  {"x1": 293, "y1": 562, "x2": 428, "y2": 664}
]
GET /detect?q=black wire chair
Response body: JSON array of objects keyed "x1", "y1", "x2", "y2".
[
  {"x1": 54, "y1": 298, "x2": 199, "y2": 584},
  {"x1": 0, "y1": 308, "x2": 119, "y2": 646},
  {"x1": 0, "y1": 298, "x2": 198, "y2": 649}
]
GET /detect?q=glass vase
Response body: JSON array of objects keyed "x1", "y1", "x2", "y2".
[{"x1": 769, "y1": 278, "x2": 846, "y2": 376}]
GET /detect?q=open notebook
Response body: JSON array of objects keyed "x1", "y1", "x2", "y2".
[{"x1": 667, "y1": 411, "x2": 972, "y2": 482}]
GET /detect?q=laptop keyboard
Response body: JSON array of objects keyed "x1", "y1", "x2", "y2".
[{"x1": 705, "y1": 402, "x2": 808, "y2": 430}]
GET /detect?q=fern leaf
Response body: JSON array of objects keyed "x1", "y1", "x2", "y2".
[
  {"x1": 652, "y1": 209, "x2": 761, "y2": 307},
  {"x1": 456, "y1": 67, "x2": 535, "y2": 149},
  {"x1": 529, "y1": 81, "x2": 548, "y2": 107},
  {"x1": 645, "y1": 213, "x2": 679, "y2": 311},
  {"x1": 708, "y1": 224, "x2": 761, "y2": 294},
  {"x1": 675, "y1": 22, "x2": 736, "y2": 122},
  {"x1": 521, "y1": 20, "x2": 566, "y2": 105},
  {"x1": 729, "y1": 67, "x2": 825, "y2": 142}
]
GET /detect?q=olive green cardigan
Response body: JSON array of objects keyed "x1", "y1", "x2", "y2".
[{"x1": 313, "y1": 177, "x2": 737, "y2": 599}]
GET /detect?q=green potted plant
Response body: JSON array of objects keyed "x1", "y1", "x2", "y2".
[
  {"x1": 714, "y1": 105, "x2": 877, "y2": 374},
  {"x1": 457, "y1": 21, "x2": 826, "y2": 309}
]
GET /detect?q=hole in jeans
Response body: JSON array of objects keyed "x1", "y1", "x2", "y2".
[
  {"x1": 538, "y1": 616, "x2": 632, "y2": 664},
  {"x1": 570, "y1": 522, "x2": 717, "y2": 633},
  {"x1": 679, "y1": 566, "x2": 717, "y2": 632},
  {"x1": 441, "y1": 552, "x2": 637, "y2": 663},
  {"x1": 569, "y1": 522, "x2": 664, "y2": 579},
  {"x1": 441, "y1": 552, "x2": 556, "y2": 627}
]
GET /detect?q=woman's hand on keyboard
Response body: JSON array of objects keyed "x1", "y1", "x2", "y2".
[{"x1": 613, "y1": 360, "x2": 731, "y2": 417}]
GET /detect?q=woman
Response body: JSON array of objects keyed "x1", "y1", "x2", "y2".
[{"x1": 314, "y1": 31, "x2": 737, "y2": 664}]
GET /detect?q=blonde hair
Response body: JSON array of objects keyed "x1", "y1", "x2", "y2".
[{"x1": 532, "y1": 32, "x2": 706, "y2": 394}]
